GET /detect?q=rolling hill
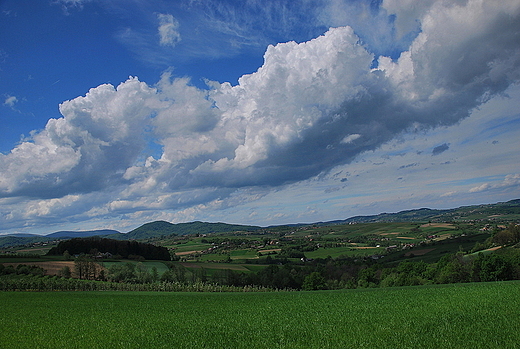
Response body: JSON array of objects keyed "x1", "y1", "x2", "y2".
[{"x1": 1, "y1": 199, "x2": 518, "y2": 249}]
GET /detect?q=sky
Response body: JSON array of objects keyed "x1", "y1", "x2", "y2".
[{"x1": 0, "y1": 0, "x2": 519, "y2": 235}]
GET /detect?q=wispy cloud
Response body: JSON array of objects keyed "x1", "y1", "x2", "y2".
[
  {"x1": 3, "y1": 95, "x2": 18, "y2": 108},
  {"x1": 157, "y1": 13, "x2": 180, "y2": 47},
  {"x1": 52, "y1": 0, "x2": 92, "y2": 14}
]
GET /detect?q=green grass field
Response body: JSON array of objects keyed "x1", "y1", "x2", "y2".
[
  {"x1": 1, "y1": 281, "x2": 519, "y2": 348},
  {"x1": 100, "y1": 260, "x2": 170, "y2": 275},
  {"x1": 169, "y1": 240, "x2": 212, "y2": 253}
]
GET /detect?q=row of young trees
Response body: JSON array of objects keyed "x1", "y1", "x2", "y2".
[{"x1": 0, "y1": 274, "x2": 274, "y2": 292}]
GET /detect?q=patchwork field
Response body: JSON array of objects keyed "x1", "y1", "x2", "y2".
[{"x1": 1, "y1": 281, "x2": 519, "y2": 348}]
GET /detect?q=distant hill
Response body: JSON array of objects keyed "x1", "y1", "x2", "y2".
[
  {"x1": 46, "y1": 230, "x2": 120, "y2": 239},
  {"x1": 0, "y1": 233, "x2": 39, "y2": 238},
  {"x1": 123, "y1": 221, "x2": 180, "y2": 240},
  {"x1": 0, "y1": 235, "x2": 50, "y2": 249},
  {"x1": 319, "y1": 199, "x2": 520, "y2": 225},
  {"x1": 0, "y1": 229, "x2": 121, "y2": 249}
]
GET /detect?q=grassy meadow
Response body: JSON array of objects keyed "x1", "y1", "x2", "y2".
[{"x1": 2, "y1": 281, "x2": 519, "y2": 349}]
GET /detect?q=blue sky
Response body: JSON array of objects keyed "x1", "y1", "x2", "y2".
[{"x1": 1, "y1": 0, "x2": 519, "y2": 235}]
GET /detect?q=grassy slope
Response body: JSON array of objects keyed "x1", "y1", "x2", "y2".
[{"x1": 1, "y1": 281, "x2": 520, "y2": 349}]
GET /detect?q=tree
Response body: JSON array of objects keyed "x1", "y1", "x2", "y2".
[
  {"x1": 151, "y1": 266, "x2": 159, "y2": 282},
  {"x1": 357, "y1": 266, "x2": 378, "y2": 288},
  {"x1": 74, "y1": 255, "x2": 88, "y2": 279},
  {"x1": 435, "y1": 253, "x2": 471, "y2": 284},
  {"x1": 136, "y1": 262, "x2": 152, "y2": 283},
  {"x1": 107, "y1": 263, "x2": 136, "y2": 283},
  {"x1": 58, "y1": 266, "x2": 71, "y2": 278},
  {"x1": 493, "y1": 230, "x2": 514, "y2": 246},
  {"x1": 172, "y1": 264, "x2": 187, "y2": 283},
  {"x1": 302, "y1": 272, "x2": 326, "y2": 290},
  {"x1": 474, "y1": 254, "x2": 513, "y2": 282}
]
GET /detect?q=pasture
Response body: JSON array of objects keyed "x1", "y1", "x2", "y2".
[{"x1": 1, "y1": 281, "x2": 519, "y2": 348}]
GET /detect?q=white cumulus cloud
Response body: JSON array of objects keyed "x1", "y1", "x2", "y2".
[{"x1": 0, "y1": 77, "x2": 158, "y2": 198}]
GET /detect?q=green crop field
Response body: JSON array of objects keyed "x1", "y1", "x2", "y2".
[{"x1": 1, "y1": 281, "x2": 519, "y2": 349}]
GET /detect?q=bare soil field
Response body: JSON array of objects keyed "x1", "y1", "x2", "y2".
[{"x1": 175, "y1": 250, "x2": 202, "y2": 256}]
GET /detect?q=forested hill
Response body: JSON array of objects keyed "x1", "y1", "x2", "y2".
[
  {"x1": 109, "y1": 220, "x2": 262, "y2": 240},
  {"x1": 46, "y1": 230, "x2": 120, "y2": 239}
]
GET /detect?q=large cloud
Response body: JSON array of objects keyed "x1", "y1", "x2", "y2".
[{"x1": 1, "y1": 0, "x2": 520, "y2": 228}]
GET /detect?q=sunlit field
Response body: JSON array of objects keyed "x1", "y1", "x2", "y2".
[{"x1": 2, "y1": 281, "x2": 519, "y2": 348}]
